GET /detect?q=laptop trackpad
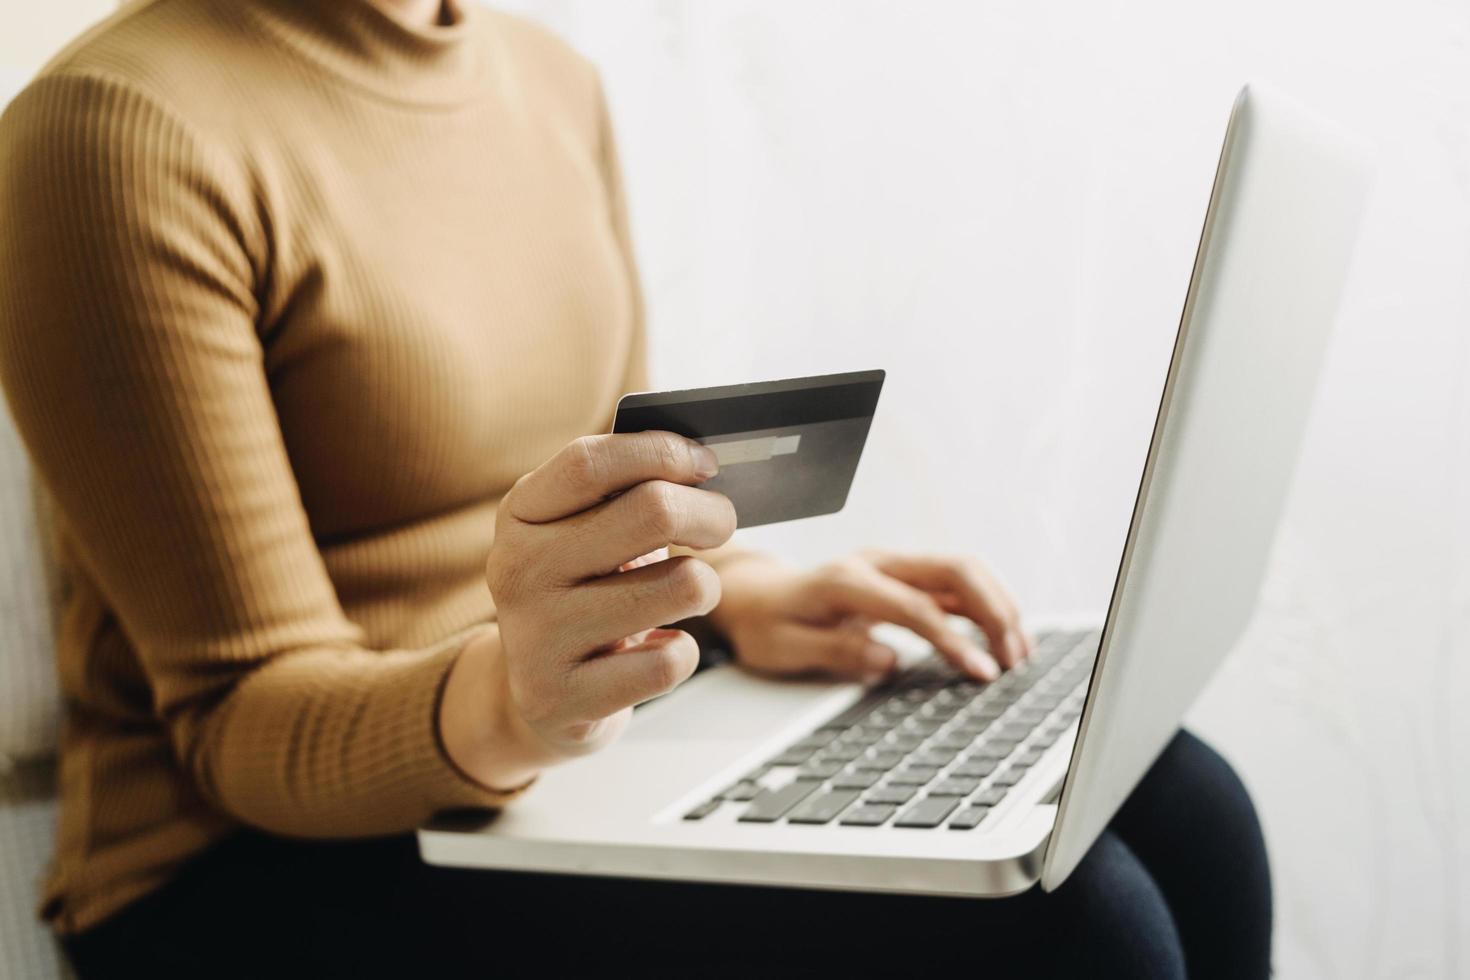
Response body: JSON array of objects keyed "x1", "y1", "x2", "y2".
[{"x1": 626, "y1": 665, "x2": 856, "y2": 742}]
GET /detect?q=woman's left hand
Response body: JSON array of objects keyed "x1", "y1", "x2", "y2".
[{"x1": 707, "y1": 551, "x2": 1032, "y2": 684}]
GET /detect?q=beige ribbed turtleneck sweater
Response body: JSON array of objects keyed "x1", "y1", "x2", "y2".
[{"x1": 0, "y1": 0, "x2": 648, "y2": 934}]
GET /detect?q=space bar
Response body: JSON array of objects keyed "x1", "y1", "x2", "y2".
[{"x1": 738, "y1": 780, "x2": 820, "y2": 822}]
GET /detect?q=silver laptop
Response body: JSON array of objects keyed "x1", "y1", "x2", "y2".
[{"x1": 419, "y1": 85, "x2": 1371, "y2": 897}]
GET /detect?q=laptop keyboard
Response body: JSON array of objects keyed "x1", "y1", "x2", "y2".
[{"x1": 684, "y1": 628, "x2": 1099, "y2": 831}]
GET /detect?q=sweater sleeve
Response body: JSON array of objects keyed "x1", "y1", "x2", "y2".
[{"x1": 0, "y1": 71, "x2": 519, "y2": 837}]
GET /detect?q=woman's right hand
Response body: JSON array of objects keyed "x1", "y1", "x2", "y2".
[{"x1": 439, "y1": 432, "x2": 736, "y2": 790}]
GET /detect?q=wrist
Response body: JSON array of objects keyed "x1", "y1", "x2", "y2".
[{"x1": 439, "y1": 628, "x2": 548, "y2": 792}]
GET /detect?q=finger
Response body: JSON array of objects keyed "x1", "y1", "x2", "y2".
[
  {"x1": 566, "y1": 628, "x2": 701, "y2": 718},
  {"x1": 557, "y1": 556, "x2": 723, "y2": 652},
  {"x1": 549, "y1": 480, "x2": 736, "y2": 579},
  {"x1": 930, "y1": 593, "x2": 1027, "y2": 659},
  {"x1": 507, "y1": 432, "x2": 720, "y2": 524},
  {"x1": 816, "y1": 564, "x2": 999, "y2": 680},
  {"x1": 870, "y1": 554, "x2": 1028, "y2": 668},
  {"x1": 763, "y1": 621, "x2": 898, "y2": 682},
  {"x1": 971, "y1": 560, "x2": 1034, "y2": 659}
]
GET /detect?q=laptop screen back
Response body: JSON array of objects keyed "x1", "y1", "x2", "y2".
[{"x1": 1041, "y1": 85, "x2": 1373, "y2": 891}]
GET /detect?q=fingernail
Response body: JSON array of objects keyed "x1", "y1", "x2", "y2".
[
  {"x1": 693, "y1": 445, "x2": 719, "y2": 479},
  {"x1": 1006, "y1": 632, "x2": 1027, "y2": 663},
  {"x1": 966, "y1": 649, "x2": 1000, "y2": 681}
]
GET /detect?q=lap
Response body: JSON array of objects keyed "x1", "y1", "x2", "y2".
[
  {"x1": 65, "y1": 731, "x2": 1267, "y2": 979},
  {"x1": 1111, "y1": 730, "x2": 1274, "y2": 980}
]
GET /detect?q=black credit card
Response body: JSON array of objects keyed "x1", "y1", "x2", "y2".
[{"x1": 613, "y1": 370, "x2": 885, "y2": 528}]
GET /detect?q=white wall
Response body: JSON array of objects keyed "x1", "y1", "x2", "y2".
[
  {"x1": 494, "y1": 2, "x2": 1470, "y2": 976},
  {"x1": 5, "y1": 2, "x2": 1469, "y2": 977}
]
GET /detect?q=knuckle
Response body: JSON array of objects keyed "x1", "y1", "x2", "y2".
[
  {"x1": 905, "y1": 593, "x2": 942, "y2": 626},
  {"x1": 484, "y1": 551, "x2": 520, "y2": 602},
  {"x1": 647, "y1": 638, "x2": 696, "y2": 692},
  {"x1": 664, "y1": 557, "x2": 721, "y2": 614},
  {"x1": 503, "y1": 472, "x2": 531, "y2": 505},
  {"x1": 562, "y1": 436, "x2": 607, "y2": 495},
  {"x1": 650, "y1": 431, "x2": 689, "y2": 475},
  {"x1": 634, "y1": 480, "x2": 682, "y2": 541},
  {"x1": 821, "y1": 558, "x2": 865, "y2": 589},
  {"x1": 499, "y1": 474, "x2": 534, "y2": 527}
]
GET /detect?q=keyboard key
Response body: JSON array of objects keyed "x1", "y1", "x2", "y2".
[
  {"x1": 995, "y1": 721, "x2": 1034, "y2": 741},
  {"x1": 1014, "y1": 747, "x2": 1045, "y2": 767},
  {"x1": 929, "y1": 732, "x2": 976, "y2": 751},
  {"x1": 870, "y1": 705, "x2": 917, "y2": 724},
  {"x1": 894, "y1": 796, "x2": 960, "y2": 828},
  {"x1": 791, "y1": 731, "x2": 837, "y2": 751},
  {"x1": 928, "y1": 777, "x2": 981, "y2": 797},
  {"x1": 911, "y1": 747, "x2": 961, "y2": 768},
  {"x1": 973, "y1": 786, "x2": 1008, "y2": 806},
  {"x1": 889, "y1": 765, "x2": 941, "y2": 786},
  {"x1": 684, "y1": 798, "x2": 721, "y2": 820},
  {"x1": 900, "y1": 717, "x2": 945, "y2": 735},
  {"x1": 948, "y1": 806, "x2": 991, "y2": 830},
  {"x1": 920, "y1": 701, "x2": 963, "y2": 720},
  {"x1": 950, "y1": 719, "x2": 994, "y2": 739},
  {"x1": 972, "y1": 742, "x2": 1012, "y2": 761},
  {"x1": 840, "y1": 734, "x2": 882, "y2": 758},
  {"x1": 951, "y1": 756, "x2": 999, "y2": 779},
  {"x1": 831, "y1": 769, "x2": 882, "y2": 790},
  {"x1": 990, "y1": 674, "x2": 1022, "y2": 695},
  {"x1": 990, "y1": 768, "x2": 1024, "y2": 787},
  {"x1": 788, "y1": 789, "x2": 862, "y2": 825},
  {"x1": 738, "y1": 780, "x2": 821, "y2": 823},
  {"x1": 819, "y1": 743, "x2": 866, "y2": 763},
  {"x1": 888, "y1": 733, "x2": 925, "y2": 751},
  {"x1": 855, "y1": 750, "x2": 906, "y2": 771},
  {"x1": 839, "y1": 804, "x2": 898, "y2": 827},
  {"x1": 721, "y1": 780, "x2": 762, "y2": 802},
  {"x1": 865, "y1": 785, "x2": 917, "y2": 806},
  {"x1": 768, "y1": 746, "x2": 818, "y2": 767},
  {"x1": 797, "y1": 759, "x2": 844, "y2": 779},
  {"x1": 824, "y1": 695, "x2": 886, "y2": 729}
]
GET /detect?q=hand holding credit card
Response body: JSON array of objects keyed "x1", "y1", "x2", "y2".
[{"x1": 613, "y1": 370, "x2": 885, "y2": 528}]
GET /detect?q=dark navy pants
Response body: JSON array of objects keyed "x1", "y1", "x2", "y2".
[{"x1": 66, "y1": 730, "x2": 1272, "y2": 978}]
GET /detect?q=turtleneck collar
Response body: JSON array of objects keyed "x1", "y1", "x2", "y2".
[{"x1": 244, "y1": 0, "x2": 491, "y2": 107}]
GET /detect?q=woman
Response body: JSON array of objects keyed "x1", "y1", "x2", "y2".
[{"x1": 0, "y1": 0, "x2": 1271, "y2": 976}]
